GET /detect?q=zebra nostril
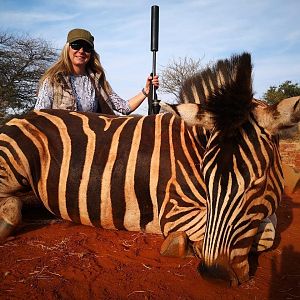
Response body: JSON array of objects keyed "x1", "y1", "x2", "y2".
[
  {"x1": 198, "y1": 261, "x2": 208, "y2": 276},
  {"x1": 198, "y1": 261, "x2": 238, "y2": 286}
]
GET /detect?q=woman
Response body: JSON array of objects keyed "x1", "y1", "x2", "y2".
[{"x1": 35, "y1": 28, "x2": 159, "y2": 115}]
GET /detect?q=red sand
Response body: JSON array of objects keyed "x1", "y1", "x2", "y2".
[{"x1": 1, "y1": 150, "x2": 300, "y2": 299}]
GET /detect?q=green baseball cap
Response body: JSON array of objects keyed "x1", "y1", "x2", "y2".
[{"x1": 67, "y1": 28, "x2": 94, "y2": 47}]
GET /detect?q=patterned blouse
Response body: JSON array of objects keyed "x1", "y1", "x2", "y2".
[{"x1": 35, "y1": 75, "x2": 131, "y2": 115}]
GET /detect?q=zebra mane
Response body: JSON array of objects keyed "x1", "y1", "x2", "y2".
[{"x1": 179, "y1": 52, "x2": 254, "y2": 137}]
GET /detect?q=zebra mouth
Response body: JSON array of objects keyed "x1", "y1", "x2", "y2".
[{"x1": 198, "y1": 261, "x2": 242, "y2": 287}]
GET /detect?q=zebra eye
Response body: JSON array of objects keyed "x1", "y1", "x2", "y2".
[{"x1": 22, "y1": 178, "x2": 29, "y2": 186}]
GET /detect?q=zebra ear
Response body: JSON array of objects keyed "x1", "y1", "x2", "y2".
[
  {"x1": 160, "y1": 102, "x2": 215, "y2": 129},
  {"x1": 254, "y1": 96, "x2": 300, "y2": 135}
]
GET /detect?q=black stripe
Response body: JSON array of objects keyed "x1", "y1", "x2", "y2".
[
  {"x1": 110, "y1": 117, "x2": 138, "y2": 230},
  {"x1": 173, "y1": 123, "x2": 199, "y2": 202},
  {"x1": 134, "y1": 115, "x2": 156, "y2": 230},
  {"x1": 29, "y1": 112, "x2": 64, "y2": 216},
  {"x1": 157, "y1": 115, "x2": 173, "y2": 211},
  {"x1": 85, "y1": 115, "x2": 116, "y2": 227},
  {"x1": 0, "y1": 122, "x2": 41, "y2": 194},
  {"x1": 0, "y1": 140, "x2": 28, "y2": 189},
  {"x1": 52, "y1": 112, "x2": 87, "y2": 224}
]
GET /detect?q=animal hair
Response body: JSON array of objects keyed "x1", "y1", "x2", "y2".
[{"x1": 179, "y1": 52, "x2": 254, "y2": 137}]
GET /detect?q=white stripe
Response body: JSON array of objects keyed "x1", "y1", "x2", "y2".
[
  {"x1": 100, "y1": 118, "x2": 131, "y2": 229},
  {"x1": 146, "y1": 114, "x2": 163, "y2": 234},
  {"x1": 123, "y1": 117, "x2": 146, "y2": 231},
  {"x1": 70, "y1": 113, "x2": 95, "y2": 226},
  {"x1": 6, "y1": 118, "x2": 53, "y2": 213},
  {"x1": 35, "y1": 111, "x2": 72, "y2": 220}
]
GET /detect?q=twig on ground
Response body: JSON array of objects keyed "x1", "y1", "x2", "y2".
[
  {"x1": 142, "y1": 263, "x2": 152, "y2": 270},
  {"x1": 127, "y1": 290, "x2": 154, "y2": 298}
]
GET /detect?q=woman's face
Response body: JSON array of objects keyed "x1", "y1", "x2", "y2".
[{"x1": 68, "y1": 40, "x2": 93, "y2": 70}]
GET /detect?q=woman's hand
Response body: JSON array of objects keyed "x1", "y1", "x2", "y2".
[
  {"x1": 128, "y1": 75, "x2": 160, "y2": 113},
  {"x1": 144, "y1": 75, "x2": 159, "y2": 95}
]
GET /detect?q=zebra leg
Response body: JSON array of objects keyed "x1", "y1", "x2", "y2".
[
  {"x1": 251, "y1": 213, "x2": 277, "y2": 252},
  {"x1": 0, "y1": 196, "x2": 22, "y2": 241},
  {"x1": 160, "y1": 231, "x2": 191, "y2": 258}
]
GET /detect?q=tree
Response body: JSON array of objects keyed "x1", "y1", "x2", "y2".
[
  {"x1": 262, "y1": 80, "x2": 300, "y2": 105},
  {"x1": 159, "y1": 57, "x2": 203, "y2": 99},
  {"x1": 0, "y1": 32, "x2": 58, "y2": 124}
]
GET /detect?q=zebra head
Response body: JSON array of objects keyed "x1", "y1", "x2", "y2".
[{"x1": 161, "y1": 52, "x2": 300, "y2": 286}]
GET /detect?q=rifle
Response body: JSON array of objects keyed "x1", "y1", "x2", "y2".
[{"x1": 148, "y1": 5, "x2": 160, "y2": 115}]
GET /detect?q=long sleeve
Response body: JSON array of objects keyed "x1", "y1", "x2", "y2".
[
  {"x1": 34, "y1": 79, "x2": 53, "y2": 110},
  {"x1": 108, "y1": 90, "x2": 131, "y2": 115}
]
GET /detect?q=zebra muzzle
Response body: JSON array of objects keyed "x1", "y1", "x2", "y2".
[{"x1": 198, "y1": 261, "x2": 240, "y2": 287}]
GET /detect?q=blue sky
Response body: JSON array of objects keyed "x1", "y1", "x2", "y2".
[{"x1": 1, "y1": 0, "x2": 299, "y2": 114}]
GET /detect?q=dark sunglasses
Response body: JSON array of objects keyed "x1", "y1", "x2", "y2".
[{"x1": 70, "y1": 41, "x2": 93, "y2": 53}]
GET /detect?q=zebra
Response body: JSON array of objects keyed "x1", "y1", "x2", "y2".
[
  {"x1": 0, "y1": 109, "x2": 208, "y2": 257},
  {"x1": 161, "y1": 52, "x2": 300, "y2": 286},
  {"x1": 0, "y1": 53, "x2": 299, "y2": 286}
]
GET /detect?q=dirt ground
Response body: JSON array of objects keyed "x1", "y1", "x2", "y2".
[{"x1": 0, "y1": 184, "x2": 300, "y2": 299}]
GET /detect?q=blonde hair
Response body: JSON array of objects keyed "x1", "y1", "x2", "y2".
[{"x1": 39, "y1": 43, "x2": 112, "y2": 94}]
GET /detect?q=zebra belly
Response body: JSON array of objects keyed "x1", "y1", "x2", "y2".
[{"x1": 36, "y1": 165, "x2": 162, "y2": 234}]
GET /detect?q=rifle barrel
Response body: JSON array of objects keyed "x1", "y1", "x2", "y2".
[
  {"x1": 151, "y1": 5, "x2": 159, "y2": 52},
  {"x1": 148, "y1": 5, "x2": 160, "y2": 115}
]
